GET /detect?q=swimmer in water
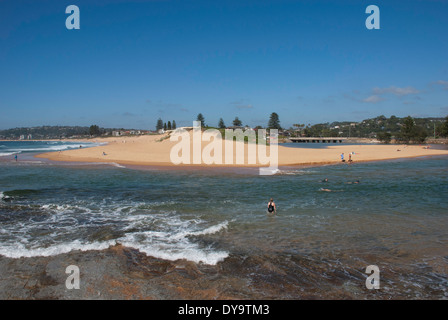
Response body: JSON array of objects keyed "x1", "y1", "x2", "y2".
[
  {"x1": 267, "y1": 198, "x2": 276, "y2": 214},
  {"x1": 319, "y1": 188, "x2": 343, "y2": 192}
]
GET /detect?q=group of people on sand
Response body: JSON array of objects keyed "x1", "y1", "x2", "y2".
[{"x1": 340, "y1": 152, "x2": 355, "y2": 164}]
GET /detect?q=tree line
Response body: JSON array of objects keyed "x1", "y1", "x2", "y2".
[
  {"x1": 293, "y1": 115, "x2": 448, "y2": 143},
  {"x1": 157, "y1": 113, "x2": 282, "y2": 131},
  {"x1": 156, "y1": 119, "x2": 177, "y2": 131},
  {"x1": 376, "y1": 115, "x2": 448, "y2": 143}
]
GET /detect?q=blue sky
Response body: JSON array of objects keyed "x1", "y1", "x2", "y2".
[{"x1": 1, "y1": 0, "x2": 447, "y2": 130}]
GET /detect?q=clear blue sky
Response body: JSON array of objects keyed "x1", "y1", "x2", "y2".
[{"x1": 1, "y1": 0, "x2": 447, "y2": 130}]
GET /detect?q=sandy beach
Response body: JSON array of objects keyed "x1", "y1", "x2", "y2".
[{"x1": 35, "y1": 131, "x2": 448, "y2": 168}]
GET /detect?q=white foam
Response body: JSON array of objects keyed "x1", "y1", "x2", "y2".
[
  {"x1": 0, "y1": 234, "x2": 228, "y2": 265},
  {"x1": 41, "y1": 204, "x2": 77, "y2": 211},
  {"x1": 129, "y1": 243, "x2": 229, "y2": 265},
  {"x1": 10, "y1": 146, "x2": 77, "y2": 152},
  {"x1": 7, "y1": 143, "x2": 101, "y2": 154},
  {"x1": 71, "y1": 162, "x2": 127, "y2": 169},
  {"x1": 275, "y1": 169, "x2": 316, "y2": 175},
  {"x1": 259, "y1": 167, "x2": 280, "y2": 175},
  {"x1": 0, "y1": 199, "x2": 230, "y2": 265},
  {"x1": 0, "y1": 240, "x2": 117, "y2": 259},
  {"x1": 119, "y1": 220, "x2": 229, "y2": 264},
  {"x1": 110, "y1": 162, "x2": 126, "y2": 168},
  {"x1": 176, "y1": 220, "x2": 229, "y2": 239},
  {"x1": 0, "y1": 191, "x2": 11, "y2": 201},
  {"x1": 0, "y1": 151, "x2": 20, "y2": 157}
]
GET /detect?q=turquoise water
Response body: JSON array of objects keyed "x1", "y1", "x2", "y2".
[{"x1": 0, "y1": 141, "x2": 447, "y2": 298}]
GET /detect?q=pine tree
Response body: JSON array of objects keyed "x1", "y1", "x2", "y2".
[
  {"x1": 233, "y1": 117, "x2": 242, "y2": 127},
  {"x1": 167, "y1": 121, "x2": 172, "y2": 130},
  {"x1": 163, "y1": 122, "x2": 167, "y2": 131},
  {"x1": 156, "y1": 118, "x2": 163, "y2": 131},
  {"x1": 172, "y1": 120, "x2": 177, "y2": 129},
  {"x1": 399, "y1": 116, "x2": 427, "y2": 143},
  {"x1": 401, "y1": 116, "x2": 415, "y2": 143},
  {"x1": 218, "y1": 118, "x2": 226, "y2": 129},
  {"x1": 268, "y1": 112, "x2": 281, "y2": 129},
  {"x1": 89, "y1": 125, "x2": 100, "y2": 136},
  {"x1": 196, "y1": 113, "x2": 205, "y2": 127}
]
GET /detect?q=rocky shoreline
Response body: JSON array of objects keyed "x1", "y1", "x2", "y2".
[
  {"x1": 0, "y1": 244, "x2": 367, "y2": 300},
  {"x1": 2, "y1": 243, "x2": 447, "y2": 300}
]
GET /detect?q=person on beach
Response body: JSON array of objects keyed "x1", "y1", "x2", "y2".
[
  {"x1": 267, "y1": 198, "x2": 276, "y2": 214},
  {"x1": 341, "y1": 153, "x2": 345, "y2": 162}
]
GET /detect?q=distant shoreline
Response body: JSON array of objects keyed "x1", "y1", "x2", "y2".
[{"x1": 3, "y1": 136, "x2": 448, "y2": 144}]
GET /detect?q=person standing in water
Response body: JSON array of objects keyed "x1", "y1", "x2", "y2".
[
  {"x1": 267, "y1": 198, "x2": 276, "y2": 214},
  {"x1": 14, "y1": 154, "x2": 17, "y2": 162}
]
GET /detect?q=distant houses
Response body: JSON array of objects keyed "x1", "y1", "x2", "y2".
[
  {"x1": 0, "y1": 126, "x2": 155, "y2": 140},
  {"x1": 112, "y1": 130, "x2": 151, "y2": 137}
]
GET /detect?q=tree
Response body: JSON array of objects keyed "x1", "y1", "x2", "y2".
[
  {"x1": 399, "y1": 116, "x2": 427, "y2": 143},
  {"x1": 413, "y1": 126, "x2": 428, "y2": 143},
  {"x1": 232, "y1": 117, "x2": 242, "y2": 127},
  {"x1": 292, "y1": 123, "x2": 305, "y2": 137},
  {"x1": 401, "y1": 116, "x2": 415, "y2": 142},
  {"x1": 167, "y1": 121, "x2": 172, "y2": 130},
  {"x1": 440, "y1": 116, "x2": 448, "y2": 137},
  {"x1": 156, "y1": 118, "x2": 163, "y2": 131},
  {"x1": 377, "y1": 131, "x2": 392, "y2": 144},
  {"x1": 89, "y1": 125, "x2": 100, "y2": 136},
  {"x1": 218, "y1": 118, "x2": 226, "y2": 129},
  {"x1": 163, "y1": 122, "x2": 167, "y2": 131},
  {"x1": 172, "y1": 120, "x2": 177, "y2": 130},
  {"x1": 196, "y1": 113, "x2": 205, "y2": 127},
  {"x1": 268, "y1": 112, "x2": 281, "y2": 130}
]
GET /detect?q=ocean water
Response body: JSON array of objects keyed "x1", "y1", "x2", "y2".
[
  {"x1": 0, "y1": 141, "x2": 447, "y2": 299},
  {"x1": 0, "y1": 140, "x2": 102, "y2": 157}
]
